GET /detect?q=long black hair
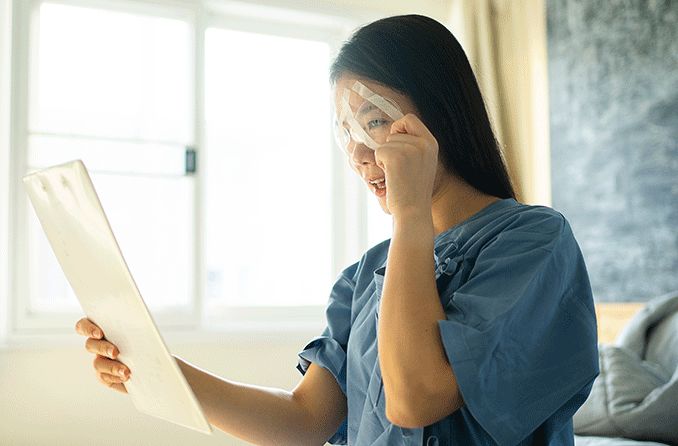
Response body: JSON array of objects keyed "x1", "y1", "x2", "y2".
[{"x1": 330, "y1": 14, "x2": 516, "y2": 200}]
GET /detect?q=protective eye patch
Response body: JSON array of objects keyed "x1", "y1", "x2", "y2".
[{"x1": 334, "y1": 81, "x2": 405, "y2": 154}]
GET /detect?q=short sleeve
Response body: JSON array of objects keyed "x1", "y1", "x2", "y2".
[
  {"x1": 296, "y1": 261, "x2": 358, "y2": 445},
  {"x1": 436, "y1": 213, "x2": 600, "y2": 445}
]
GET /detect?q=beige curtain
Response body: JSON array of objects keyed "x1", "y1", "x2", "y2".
[{"x1": 446, "y1": 0, "x2": 551, "y2": 206}]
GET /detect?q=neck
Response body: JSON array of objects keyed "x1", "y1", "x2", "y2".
[{"x1": 430, "y1": 173, "x2": 503, "y2": 237}]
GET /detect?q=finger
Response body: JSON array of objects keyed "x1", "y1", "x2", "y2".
[
  {"x1": 85, "y1": 337, "x2": 119, "y2": 359},
  {"x1": 93, "y1": 354, "x2": 130, "y2": 379},
  {"x1": 97, "y1": 372, "x2": 127, "y2": 384},
  {"x1": 389, "y1": 113, "x2": 435, "y2": 139},
  {"x1": 97, "y1": 373, "x2": 128, "y2": 394},
  {"x1": 75, "y1": 318, "x2": 103, "y2": 339},
  {"x1": 385, "y1": 133, "x2": 423, "y2": 145},
  {"x1": 110, "y1": 383, "x2": 128, "y2": 394},
  {"x1": 382, "y1": 135, "x2": 437, "y2": 159},
  {"x1": 375, "y1": 141, "x2": 422, "y2": 174},
  {"x1": 375, "y1": 142, "x2": 419, "y2": 161}
]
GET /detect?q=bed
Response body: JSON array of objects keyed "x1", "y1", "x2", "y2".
[{"x1": 573, "y1": 299, "x2": 678, "y2": 446}]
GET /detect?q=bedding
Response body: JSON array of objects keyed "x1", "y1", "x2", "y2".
[
  {"x1": 573, "y1": 290, "x2": 678, "y2": 446},
  {"x1": 575, "y1": 435, "x2": 670, "y2": 446}
]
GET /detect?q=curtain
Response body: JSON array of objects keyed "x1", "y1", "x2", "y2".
[{"x1": 446, "y1": 0, "x2": 551, "y2": 206}]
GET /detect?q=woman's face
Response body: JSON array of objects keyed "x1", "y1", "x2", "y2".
[{"x1": 333, "y1": 73, "x2": 445, "y2": 215}]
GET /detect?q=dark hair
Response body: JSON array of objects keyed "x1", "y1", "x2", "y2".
[{"x1": 330, "y1": 14, "x2": 516, "y2": 200}]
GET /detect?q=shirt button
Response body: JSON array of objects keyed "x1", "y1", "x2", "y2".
[{"x1": 426, "y1": 435, "x2": 439, "y2": 446}]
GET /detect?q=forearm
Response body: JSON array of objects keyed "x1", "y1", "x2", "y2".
[
  {"x1": 174, "y1": 355, "x2": 320, "y2": 446},
  {"x1": 378, "y1": 211, "x2": 448, "y2": 411}
]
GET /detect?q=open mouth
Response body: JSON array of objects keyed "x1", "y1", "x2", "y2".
[
  {"x1": 368, "y1": 178, "x2": 386, "y2": 197},
  {"x1": 369, "y1": 178, "x2": 386, "y2": 190}
]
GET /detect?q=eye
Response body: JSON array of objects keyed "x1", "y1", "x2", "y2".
[{"x1": 367, "y1": 119, "x2": 388, "y2": 130}]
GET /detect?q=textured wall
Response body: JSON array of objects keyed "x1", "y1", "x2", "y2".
[{"x1": 547, "y1": 0, "x2": 678, "y2": 302}]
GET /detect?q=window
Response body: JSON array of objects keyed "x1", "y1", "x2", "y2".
[
  {"x1": 366, "y1": 191, "x2": 392, "y2": 248},
  {"x1": 15, "y1": 2, "x2": 196, "y2": 331},
  {"x1": 7, "y1": 0, "x2": 370, "y2": 337},
  {"x1": 0, "y1": 0, "x2": 11, "y2": 341},
  {"x1": 204, "y1": 28, "x2": 332, "y2": 308}
]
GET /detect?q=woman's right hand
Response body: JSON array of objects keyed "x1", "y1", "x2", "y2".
[{"x1": 75, "y1": 318, "x2": 131, "y2": 394}]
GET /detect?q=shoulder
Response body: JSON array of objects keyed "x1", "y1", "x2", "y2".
[
  {"x1": 490, "y1": 204, "x2": 578, "y2": 258},
  {"x1": 436, "y1": 201, "x2": 574, "y2": 261},
  {"x1": 476, "y1": 204, "x2": 584, "y2": 275},
  {"x1": 498, "y1": 203, "x2": 568, "y2": 235}
]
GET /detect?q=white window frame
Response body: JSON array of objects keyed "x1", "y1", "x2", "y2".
[
  {"x1": 2, "y1": 0, "x2": 380, "y2": 347},
  {"x1": 9, "y1": 0, "x2": 202, "y2": 339},
  {"x1": 0, "y1": 0, "x2": 13, "y2": 343}
]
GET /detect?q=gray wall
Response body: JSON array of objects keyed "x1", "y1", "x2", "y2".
[{"x1": 547, "y1": 0, "x2": 678, "y2": 302}]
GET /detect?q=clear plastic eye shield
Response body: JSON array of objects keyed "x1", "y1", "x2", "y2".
[{"x1": 334, "y1": 81, "x2": 405, "y2": 155}]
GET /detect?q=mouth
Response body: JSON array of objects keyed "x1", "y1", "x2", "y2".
[{"x1": 368, "y1": 177, "x2": 386, "y2": 196}]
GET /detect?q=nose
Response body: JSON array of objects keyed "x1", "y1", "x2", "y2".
[{"x1": 349, "y1": 141, "x2": 375, "y2": 167}]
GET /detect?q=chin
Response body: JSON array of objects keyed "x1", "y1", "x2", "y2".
[{"x1": 378, "y1": 199, "x2": 391, "y2": 215}]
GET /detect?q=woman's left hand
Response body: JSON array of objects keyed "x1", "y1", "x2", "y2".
[{"x1": 375, "y1": 113, "x2": 439, "y2": 218}]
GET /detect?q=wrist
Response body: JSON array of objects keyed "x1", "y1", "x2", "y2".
[
  {"x1": 392, "y1": 210, "x2": 434, "y2": 241},
  {"x1": 393, "y1": 208, "x2": 433, "y2": 227}
]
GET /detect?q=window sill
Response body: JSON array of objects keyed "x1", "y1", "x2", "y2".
[{"x1": 0, "y1": 321, "x2": 325, "y2": 351}]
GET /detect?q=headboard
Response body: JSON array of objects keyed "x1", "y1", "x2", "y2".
[{"x1": 594, "y1": 302, "x2": 646, "y2": 344}]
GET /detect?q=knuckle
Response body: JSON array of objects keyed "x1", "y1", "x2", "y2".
[
  {"x1": 93, "y1": 355, "x2": 107, "y2": 371},
  {"x1": 86, "y1": 339, "x2": 112, "y2": 357},
  {"x1": 96, "y1": 372, "x2": 108, "y2": 385},
  {"x1": 109, "y1": 362, "x2": 120, "y2": 375},
  {"x1": 105, "y1": 342, "x2": 117, "y2": 357},
  {"x1": 99, "y1": 373, "x2": 116, "y2": 387}
]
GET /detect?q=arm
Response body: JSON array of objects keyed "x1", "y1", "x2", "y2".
[
  {"x1": 378, "y1": 211, "x2": 464, "y2": 428},
  {"x1": 174, "y1": 355, "x2": 346, "y2": 446}
]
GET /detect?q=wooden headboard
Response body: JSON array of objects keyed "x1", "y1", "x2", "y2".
[{"x1": 594, "y1": 302, "x2": 646, "y2": 344}]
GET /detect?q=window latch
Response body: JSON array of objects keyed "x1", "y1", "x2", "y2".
[{"x1": 185, "y1": 146, "x2": 197, "y2": 175}]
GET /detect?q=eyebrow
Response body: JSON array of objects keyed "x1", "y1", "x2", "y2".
[{"x1": 355, "y1": 103, "x2": 379, "y2": 117}]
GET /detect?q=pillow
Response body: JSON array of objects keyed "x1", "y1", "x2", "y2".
[
  {"x1": 574, "y1": 313, "x2": 678, "y2": 444},
  {"x1": 616, "y1": 290, "x2": 678, "y2": 363},
  {"x1": 645, "y1": 311, "x2": 678, "y2": 372}
]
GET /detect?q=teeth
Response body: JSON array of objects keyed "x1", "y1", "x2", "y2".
[{"x1": 370, "y1": 178, "x2": 386, "y2": 189}]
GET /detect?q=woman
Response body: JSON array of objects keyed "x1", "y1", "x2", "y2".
[{"x1": 75, "y1": 14, "x2": 599, "y2": 445}]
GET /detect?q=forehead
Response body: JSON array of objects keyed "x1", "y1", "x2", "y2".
[{"x1": 332, "y1": 74, "x2": 405, "y2": 113}]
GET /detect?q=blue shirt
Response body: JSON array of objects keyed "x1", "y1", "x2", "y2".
[{"x1": 296, "y1": 198, "x2": 600, "y2": 445}]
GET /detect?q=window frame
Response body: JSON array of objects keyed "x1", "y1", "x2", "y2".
[
  {"x1": 0, "y1": 0, "x2": 12, "y2": 343},
  {"x1": 3, "y1": 0, "x2": 375, "y2": 345},
  {"x1": 10, "y1": 0, "x2": 201, "y2": 335}
]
